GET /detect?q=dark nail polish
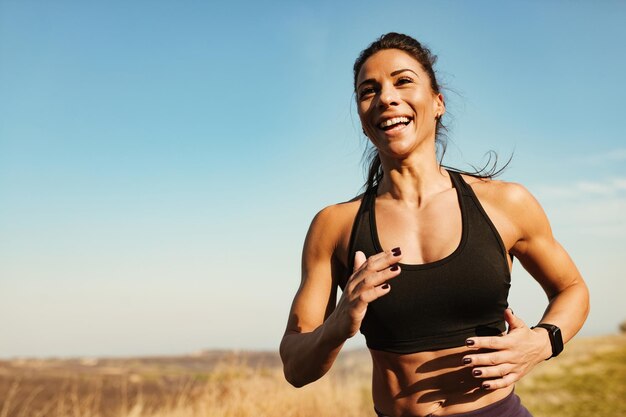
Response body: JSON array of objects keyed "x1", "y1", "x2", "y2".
[
  {"x1": 382, "y1": 283, "x2": 390, "y2": 290},
  {"x1": 462, "y1": 358, "x2": 471, "y2": 365},
  {"x1": 466, "y1": 339, "x2": 475, "y2": 347},
  {"x1": 472, "y1": 370, "x2": 482, "y2": 377},
  {"x1": 390, "y1": 265, "x2": 399, "y2": 271},
  {"x1": 482, "y1": 383, "x2": 490, "y2": 390},
  {"x1": 392, "y1": 247, "x2": 401, "y2": 256}
]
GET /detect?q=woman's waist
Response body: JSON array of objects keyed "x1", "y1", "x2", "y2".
[{"x1": 370, "y1": 345, "x2": 513, "y2": 416}]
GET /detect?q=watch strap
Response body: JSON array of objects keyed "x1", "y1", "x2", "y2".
[{"x1": 531, "y1": 323, "x2": 563, "y2": 359}]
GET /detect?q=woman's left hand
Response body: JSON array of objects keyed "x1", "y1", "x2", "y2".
[{"x1": 462, "y1": 308, "x2": 552, "y2": 390}]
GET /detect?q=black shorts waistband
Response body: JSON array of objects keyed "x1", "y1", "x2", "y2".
[{"x1": 374, "y1": 389, "x2": 533, "y2": 417}]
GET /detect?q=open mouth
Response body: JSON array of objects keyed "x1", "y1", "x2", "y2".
[{"x1": 378, "y1": 116, "x2": 412, "y2": 131}]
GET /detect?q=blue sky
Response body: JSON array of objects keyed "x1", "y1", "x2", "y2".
[{"x1": 1, "y1": 1, "x2": 625, "y2": 357}]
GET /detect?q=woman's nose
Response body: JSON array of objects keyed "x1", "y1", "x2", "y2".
[{"x1": 378, "y1": 85, "x2": 399, "y2": 107}]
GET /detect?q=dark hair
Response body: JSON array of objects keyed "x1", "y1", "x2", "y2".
[{"x1": 353, "y1": 32, "x2": 507, "y2": 191}]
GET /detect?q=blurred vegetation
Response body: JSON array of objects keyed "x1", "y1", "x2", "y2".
[
  {"x1": 1, "y1": 335, "x2": 624, "y2": 417},
  {"x1": 517, "y1": 339, "x2": 626, "y2": 417}
]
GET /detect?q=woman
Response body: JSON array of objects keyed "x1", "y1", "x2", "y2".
[{"x1": 279, "y1": 33, "x2": 589, "y2": 417}]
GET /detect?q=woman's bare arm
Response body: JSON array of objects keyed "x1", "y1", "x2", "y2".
[
  {"x1": 279, "y1": 206, "x2": 346, "y2": 387},
  {"x1": 464, "y1": 182, "x2": 590, "y2": 389},
  {"x1": 280, "y1": 205, "x2": 402, "y2": 387}
]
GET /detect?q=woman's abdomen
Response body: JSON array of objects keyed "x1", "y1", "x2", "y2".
[{"x1": 370, "y1": 345, "x2": 514, "y2": 416}]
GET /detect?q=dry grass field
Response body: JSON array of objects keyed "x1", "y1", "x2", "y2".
[{"x1": 1, "y1": 334, "x2": 624, "y2": 417}]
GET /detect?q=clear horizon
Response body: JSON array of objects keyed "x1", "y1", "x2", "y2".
[{"x1": 1, "y1": 0, "x2": 625, "y2": 358}]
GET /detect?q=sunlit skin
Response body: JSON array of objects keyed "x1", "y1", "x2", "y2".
[{"x1": 280, "y1": 49, "x2": 589, "y2": 416}]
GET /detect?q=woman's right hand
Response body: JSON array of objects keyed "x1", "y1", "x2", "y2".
[{"x1": 330, "y1": 248, "x2": 403, "y2": 339}]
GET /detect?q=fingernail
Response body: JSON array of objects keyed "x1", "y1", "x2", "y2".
[
  {"x1": 392, "y1": 247, "x2": 401, "y2": 256},
  {"x1": 472, "y1": 369, "x2": 482, "y2": 377},
  {"x1": 462, "y1": 358, "x2": 471, "y2": 365},
  {"x1": 466, "y1": 339, "x2": 475, "y2": 347},
  {"x1": 481, "y1": 383, "x2": 490, "y2": 390},
  {"x1": 382, "y1": 283, "x2": 390, "y2": 290},
  {"x1": 390, "y1": 265, "x2": 399, "y2": 271}
]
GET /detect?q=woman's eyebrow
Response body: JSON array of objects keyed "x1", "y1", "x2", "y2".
[
  {"x1": 357, "y1": 78, "x2": 376, "y2": 90},
  {"x1": 357, "y1": 68, "x2": 420, "y2": 90},
  {"x1": 391, "y1": 68, "x2": 420, "y2": 78}
]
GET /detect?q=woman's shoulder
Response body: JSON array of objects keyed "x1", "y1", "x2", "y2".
[
  {"x1": 305, "y1": 195, "x2": 365, "y2": 264},
  {"x1": 460, "y1": 174, "x2": 537, "y2": 209},
  {"x1": 460, "y1": 173, "x2": 549, "y2": 236},
  {"x1": 312, "y1": 194, "x2": 365, "y2": 223},
  {"x1": 309, "y1": 195, "x2": 364, "y2": 237}
]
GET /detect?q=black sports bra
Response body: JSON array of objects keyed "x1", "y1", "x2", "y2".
[{"x1": 343, "y1": 170, "x2": 511, "y2": 354}]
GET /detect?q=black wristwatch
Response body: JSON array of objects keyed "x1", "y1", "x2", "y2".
[{"x1": 532, "y1": 323, "x2": 563, "y2": 359}]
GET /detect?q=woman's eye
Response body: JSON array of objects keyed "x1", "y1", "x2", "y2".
[
  {"x1": 397, "y1": 77, "x2": 413, "y2": 85},
  {"x1": 359, "y1": 87, "x2": 375, "y2": 99}
]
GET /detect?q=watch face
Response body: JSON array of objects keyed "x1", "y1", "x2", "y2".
[
  {"x1": 535, "y1": 323, "x2": 563, "y2": 358},
  {"x1": 553, "y1": 328, "x2": 563, "y2": 348},
  {"x1": 547, "y1": 325, "x2": 563, "y2": 356}
]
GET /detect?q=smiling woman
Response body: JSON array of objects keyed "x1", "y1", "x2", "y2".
[
  {"x1": 356, "y1": 49, "x2": 444, "y2": 166},
  {"x1": 279, "y1": 33, "x2": 589, "y2": 417}
]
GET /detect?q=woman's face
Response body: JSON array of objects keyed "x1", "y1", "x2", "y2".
[{"x1": 356, "y1": 49, "x2": 444, "y2": 159}]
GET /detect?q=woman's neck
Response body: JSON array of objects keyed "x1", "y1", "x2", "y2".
[{"x1": 377, "y1": 153, "x2": 450, "y2": 206}]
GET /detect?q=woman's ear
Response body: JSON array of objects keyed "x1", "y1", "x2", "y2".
[{"x1": 433, "y1": 93, "x2": 445, "y2": 118}]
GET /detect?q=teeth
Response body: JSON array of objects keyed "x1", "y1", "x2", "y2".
[{"x1": 379, "y1": 116, "x2": 410, "y2": 128}]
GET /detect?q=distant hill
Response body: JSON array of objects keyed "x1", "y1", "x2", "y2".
[{"x1": 0, "y1": 346, "x2": 375, "y2": 377}]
